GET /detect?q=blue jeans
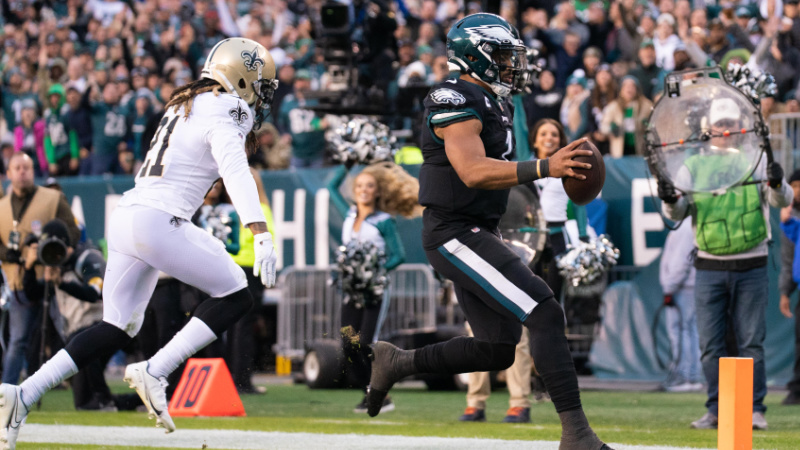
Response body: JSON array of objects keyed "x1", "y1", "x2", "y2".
[
  {"x1": 665, "y1": 286, "x2": 702, "y2": 384},
  {"x1": 2, "y1": 290, "x2": 42, "y2": 384},
  {"x1": 695, "y1": 267, "x2": 767, "y2": 415}
]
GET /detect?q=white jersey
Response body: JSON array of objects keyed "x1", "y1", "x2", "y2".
[
  {"x1": 534, "y1": 178, "x2": 570, "y2": 223},
  {"x1": 118, "y1": 92, "x2": 266, "y2": 226}
]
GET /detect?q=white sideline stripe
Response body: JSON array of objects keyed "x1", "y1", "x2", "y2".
[
  {"x1": 442, "y1": 239, "x2": 537, "y2": 313},
  {"x1": 20, "y1": 424, "x2": 712, "y2": 450}
]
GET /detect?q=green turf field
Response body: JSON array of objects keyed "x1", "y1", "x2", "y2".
[{"x1": 21, "y1": 381, "x2": 800, "y2": 449}]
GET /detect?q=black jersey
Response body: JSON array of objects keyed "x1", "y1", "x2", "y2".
[{"x1": 419, "y1": 77, "x2": 515, "y2": 249}]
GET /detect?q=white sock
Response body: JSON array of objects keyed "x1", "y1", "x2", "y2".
[
  {"x1": 19, "y1": 349, "x2": 78, "y2": 409},
  {"x1": 147, "y1": 317, "x2": 217, "y2": 379}
]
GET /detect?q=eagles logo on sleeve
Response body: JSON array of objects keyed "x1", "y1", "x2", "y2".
[
  {"x1": 229, "y1": 104, "x2": 249, "y2": 126},
  {"x1": 241, "y1": 47, "x2": 265, "y2": 72},
  {"x1": 430, "y1": 88, "x2": 467, "y2": 105}
]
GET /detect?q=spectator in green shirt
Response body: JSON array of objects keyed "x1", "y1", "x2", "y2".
[
  {"x1": 84, "y1": 79, "x2": 129, "y2": 175},
  {"x1": 43, "y1": 84, "x2": 80, "y2": 176},
  {"x1": 277, "y1": 69, "x2": 328, "y2": 168}
]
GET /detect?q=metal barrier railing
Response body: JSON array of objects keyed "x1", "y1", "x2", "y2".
[
  {"x1": 769, "y1": 113, "x2": 800, "y2": 175},
  {"x1": 275, "y1": 264, "x2": 437, "y2": 360}
]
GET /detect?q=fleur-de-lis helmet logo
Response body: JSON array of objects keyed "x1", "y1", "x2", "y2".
[
  {"x1": 241, "y1": 47, "x2": 265, "y2": 72},
  {"x1": 229, "y1": 104, "x2": 249, "y2": 125}
]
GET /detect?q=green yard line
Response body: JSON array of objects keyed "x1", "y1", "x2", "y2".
[{"x1": 21, "y1": 384, "x2": 800, "y2": 450}]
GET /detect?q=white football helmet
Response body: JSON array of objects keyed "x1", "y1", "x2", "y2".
[{"x1": 201, "y1": 38, "x2": 279, "y2": 125}]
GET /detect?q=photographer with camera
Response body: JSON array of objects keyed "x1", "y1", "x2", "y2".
[
  {"x1": 21, "y1": 219, "x2": 115, "y2": 410},
  {"x1": 0, "y1": 153, "x2": 80, "y2": 385}
]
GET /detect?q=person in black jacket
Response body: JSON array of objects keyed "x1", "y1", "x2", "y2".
[{"x1": 21, "y1": 219, "x2": 115, "y2": 411}]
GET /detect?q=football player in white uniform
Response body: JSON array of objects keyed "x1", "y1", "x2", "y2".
[{"x1": 0, "y1": 38, "x2": 280, "y2": 449}]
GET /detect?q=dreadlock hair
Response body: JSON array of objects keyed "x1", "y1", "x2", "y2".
[{"x1": 165, "y1": 78, "x2": 259, "y2": 155}]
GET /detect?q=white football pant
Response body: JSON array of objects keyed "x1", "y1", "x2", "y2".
[{"x1": 102, "y1": 204, "x2": 248, "y2": 337}]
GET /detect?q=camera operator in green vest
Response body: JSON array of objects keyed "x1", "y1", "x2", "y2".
[
  {"x1": 0, "y1": 153, "x2": 80, "y2": 384},
  {"x1": 657, "y1": 97, "x2": 792, "y2": 430}
]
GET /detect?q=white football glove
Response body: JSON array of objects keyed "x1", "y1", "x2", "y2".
[{"x1": 253, "y1": 232, "x2": 277, "y2": 288}]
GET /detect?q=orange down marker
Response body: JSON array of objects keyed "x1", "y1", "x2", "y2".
[
  {"x1": 718, "y1": 357, "x2": 753, "y2": 450},
  {"x1": 168, "y1": 358, "x2": 246, "y2": 417}
]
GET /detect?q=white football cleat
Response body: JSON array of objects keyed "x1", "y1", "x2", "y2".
[
  {"x1": 124, "y1": 362, "x2": 176, "y2": 433},
  {"x1": 0, "y1": 384, "x2": 27, "y2": 450}
]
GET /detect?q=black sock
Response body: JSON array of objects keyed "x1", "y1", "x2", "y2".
[
  {"x1": 524, "y1": 298, "x2": 581, "y2": 412},
  {"x1": 194, "y1": 287, "x2": 253, "y2": 335},
  {"x1": 413, "y1": 336, "x2": 515, "y2": 374},
  {"x1": 65, "y1": 321, "x2": 132, "y2": 369}
]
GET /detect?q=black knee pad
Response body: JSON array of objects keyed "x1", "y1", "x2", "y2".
[
  {"x1": 194, "y1": 288, "x2": 254, "y2": 336},
  {"x1": 66, "y1": 321, "x2": 132, "y2": 369},
  {"x1": 474, "y1": 339, "x2": 516, "y2": 371}
]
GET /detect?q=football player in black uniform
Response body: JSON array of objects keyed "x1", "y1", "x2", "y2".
[{"x1": 365, "y1": 13, "x2": 611, "y2": 450}]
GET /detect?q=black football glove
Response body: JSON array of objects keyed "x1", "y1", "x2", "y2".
[
  {"x1": 657, "y1": 178, "x2": 678, "y2": 204},
  {"x1": 767, "y1": 162, "x2": 784, "y2": 189}
]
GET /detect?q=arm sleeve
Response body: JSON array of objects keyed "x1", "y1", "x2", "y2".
[
  {"x1": 207, "y1": 108, "x2": 267, "y2": 227},
  {"x1": 327, "y1": 165, "x2": 351, "y2": 217},
  {"x1": 512, "y1": 95, "x2": 531, "y2": 162},
  {"x1": 22, "y1": 267, "x2": 44, "y2": 301},
  {"x1": 727, "y1": 24, "x2": 756, "y2": 52},
  {"x1": 662, "y1": 165, "x2": 692, "y2": 220},
  {"x1": 659, "y1": 223, "x2": 695, "y2": 294},
  {"x1": 69, "y1": 130, "x2": 80, "y2": 159},
  {"x1": 781, "y1": 218, "x2": 800, "y2": 242},
  {"x1": 378, "y1": 218, "x2": 405, "y2": 271},
  {"x1": 765, "y1": 178, "x2": 793, "y2": 208},
  {"x1": 44, "y1": 135, "x2": 56, "y2": 164},
  {"x1": 571, "y1": 202, "x2": 589, "y2": 238},
  {"x1": 214, "y1": 0, "x2": 240, "y2": 37},
  {"x1": 779, "y1": 231, "x2": 798, "y2": 296},
  {"x1": 575, "y1": 97, "x2": 591, "y2": 139},
  {"x1": 663, "y1": 196, "x2": 690, "y2": 221},
  {"x1": 59, "y1": 280, "x2": 101, "y2": 302},
  {"x1": 56, "y1": 193, "x2": 80, "y2": 246},
  {"x1": 685, "y1": 41, "x2": 711, "y2": 69},
  {"x1": 80, "y1": 85, "x2": 93, "y2": 110}
]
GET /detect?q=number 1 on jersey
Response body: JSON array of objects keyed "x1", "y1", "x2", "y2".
[{"x1": 139, "y1": 115, "x2": 180, "y2": 178}]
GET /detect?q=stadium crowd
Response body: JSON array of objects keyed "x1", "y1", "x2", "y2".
[{"x1": 0, "y1": 0, "x2": 799, "y2": 177}]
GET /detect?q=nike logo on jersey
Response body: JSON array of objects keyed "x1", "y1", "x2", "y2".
[
  {"x1": 446, "y1": 78, "x2": 457, "y2": 84},
  {"x1": 229, "y1": 104, "x2": 249, "y2": 126},
  {"x1": 431, "y1": 89, "x2": 466, "y2": 105},
  {"x1": 241, "y1": 47, "x2": 265, "y2": 72}
]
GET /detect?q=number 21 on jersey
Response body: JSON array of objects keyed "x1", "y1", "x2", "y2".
[{"x1": 139, "y1": 113, "x2": 180, "y2": 178}]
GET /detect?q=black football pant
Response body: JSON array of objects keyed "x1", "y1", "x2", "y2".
[
  {"x1": 416, "y1": 227, "x2": 582, "y2": 412},
  {"x1": 341, "y1": 300, "x2": 384, "y2": 391}
]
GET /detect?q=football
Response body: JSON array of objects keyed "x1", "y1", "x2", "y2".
[{"x1": 561, "y1": 140, "x2": 605, "y2": 206}]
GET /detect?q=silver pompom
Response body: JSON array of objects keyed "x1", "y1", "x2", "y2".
[
  {"x1": 326, "y1": 116, "x2": 397, "y2": 165},
  {"x1": 199, "y1": 205, "x2": 234, "y2": 243},
  {"x1": 725, "y1": 64, "x2": 778, "y2": 104},
  {"x1": 334, "y1": 240, "x2": 389, "y2": 308},
  {"x1": 556, "y1": 235, "x2": 620, "y2": 288}
]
